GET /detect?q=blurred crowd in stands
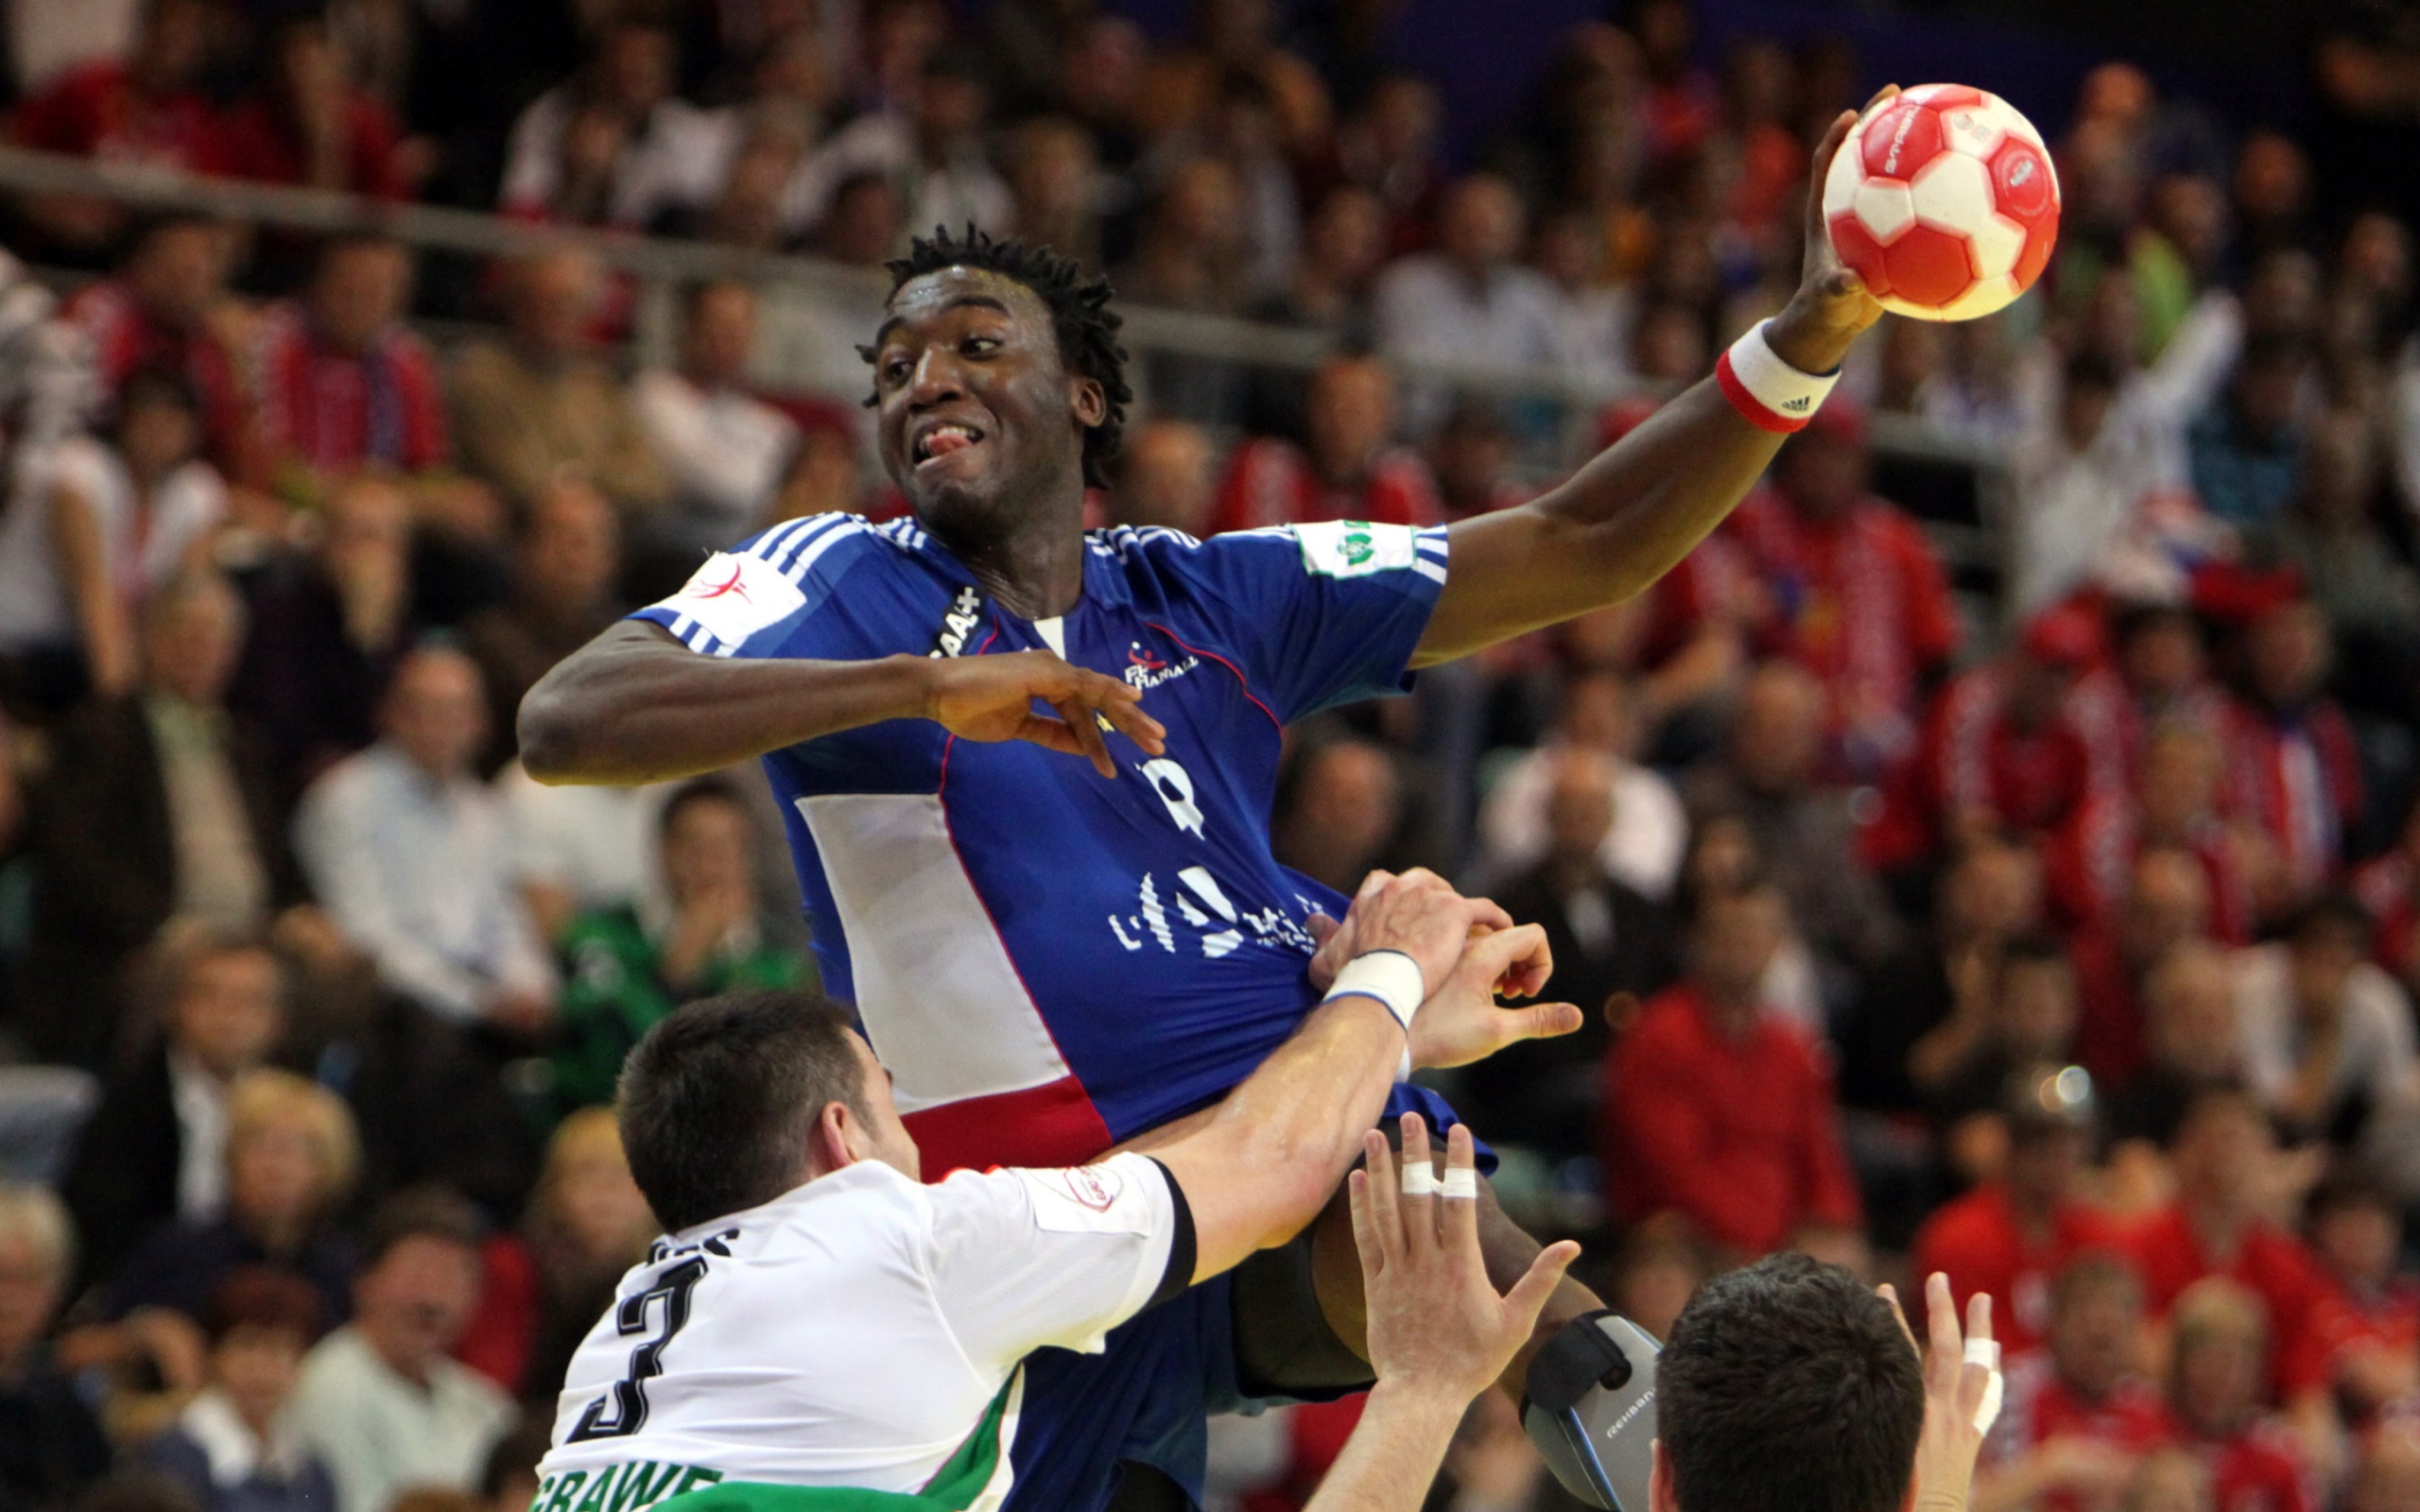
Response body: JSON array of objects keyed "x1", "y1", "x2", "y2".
[{"x1": 7, "y1": 1, "x2": 2420, "y2": 1511}]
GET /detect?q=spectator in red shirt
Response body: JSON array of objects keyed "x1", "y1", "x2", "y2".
[
  {"x1": 2051, "y1": 720, "x2": 2273, "y2": 946},
  {"x1": 61, "y1": 215, "x2": 260, "y2": 487},
  {"x1": 2353, "y1": 797, "x2": 2420, "y2": 997},
  {"x1": 1722, "y1": 404, "x2": 1962, "y2": 778},
  {"x1": 1978, "y1": 1251, "x2": 2171, "y2": 1512},
  {"x1": 215, "y1": 14, "x2": 419, "y2": 201},
  {"x1": 9, "y1": 0, "x2": 218, "y2": 257},
  {"x1": 2126, "y1": 1087, "x2": 2325, "y2": 1400},
  {"x1": 2163, "y1": 1279, "x2": 2318, "y2": 1512},
  {"x1": 2221, "y1": 600, "x2": 2364, "y2": 902},
  {"x1": 1914, "y1": 1075, "x2": 2122, "y2": 1354},
  {"x1": 2071, "y1": 845, "x2": 2217, "y2": 1086},
  {"x1": 2289, "y1": 1164, "x2": 2420, "y2": 1432},
  {"x1": 1880, "y1": 604, "x2": 2100, "y2": 868},
  {"x1": 2066, "y1": 604, "x2": 2231, "y2": 807},
  {"x1": 1209, "y1": 353, "x2": 1442, "y2": 535},
  {"x1": 253, "y1": 237, "x2": 455, "y2": 509},
  {"x1": 1601, "y1": 880, "x2": 1863, "y2": 1260},
  {"x1": 2106, "y1": 943, "x2": 2251, "y2": 1162}
]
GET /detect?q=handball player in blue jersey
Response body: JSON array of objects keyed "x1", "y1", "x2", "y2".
[{"x1": 523, "y1": 99, "x2": 1890, "y2": 1512}]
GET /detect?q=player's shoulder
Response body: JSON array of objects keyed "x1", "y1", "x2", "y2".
[
  {"x1": 1095, "y1": 519, "x2": 1445, "y2": 584},
  {"x1": 647, "y1": 514, "x2": 933, "y2": 654}
]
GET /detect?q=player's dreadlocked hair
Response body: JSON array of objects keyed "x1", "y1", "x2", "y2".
[{"x1": 861, "y1": 224, "x2": 1132, "y2": 488}]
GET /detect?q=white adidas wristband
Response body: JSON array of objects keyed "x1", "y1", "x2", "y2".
[
  {"x1": 1715, "y1": 318, "x2": 1841, "y2": 433},
  {"x1": 1326, "y1": 950, "x2": 1424, "y2": 1081}
]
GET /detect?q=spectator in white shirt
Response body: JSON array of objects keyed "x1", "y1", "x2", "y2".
[
  {"x1": 1473, "y1": 669, "x2": 1687, "y2": 900},
  {"x1": 288, "y1": 1191, "x2": 512, "y2": 1512},
  {"x1": 498, "y1": 19, "x2": 734, "y2": 230},
  {"x1": 0, "y1": 367, "x2": 223, "y2": 712},
  {"x1": 2235, "y1": 893, "x2": 2420, "y2": 1144},
  {"x1": 631, "y1": 283, "x2": 800, "y2": 556},
  {"x1": 786, "y1": 46, "x2": 1011, "y2": 243},
  {"x1": 1373, "y1": 173, "x2": 1571, "y2": 430},
  {"x1": 293, "y1": 645, "x2": 556, "y2": 1037}
]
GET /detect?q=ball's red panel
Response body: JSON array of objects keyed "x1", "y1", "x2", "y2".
[
  {"x1": 2012, "y1": 216, "x2": 2057, "y2": 292},
  {"x1": 1882, "y1": 221, "x2": 1977, "y2": 307},
  {"x1": 1903, "y1": 83, "x2": 1986, "y2": 111},
  {"x1": 1988, "y1": 138, "x2": 2057, "y2": 226},
  {"x1": 1859, "y1": 99, "x2": 1946, "y2": 182},
  {"x1": 1828, "y1": 211, "x2": 1895, "y2": 298}
]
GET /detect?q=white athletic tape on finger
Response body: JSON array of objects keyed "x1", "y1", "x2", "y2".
[
  {"x1": 1963, "y1": 1339, "x2": 2000, "y2": 1371},
  {"x1": 1440, "y1": 1166, "x2": 1478, "y2": 1200},
  {"x1": 1399, "y1": 1162, "x2": 1439, "y2": 1197}
]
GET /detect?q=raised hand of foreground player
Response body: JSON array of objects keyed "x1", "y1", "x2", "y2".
[
  {"x1": 1879, "y1": 1272, "x2": 1998, "y2": 1512},
  {"x1": 1409, "y1": 922, "x2": 1581, "y2": 1070},
  {"x1": 1304, "y1": 1119, "x2": 1580, "y2": 1512},
  {"x1": 924, "y1": 648, "x2": 1167, "y2": 777},
  {"x1": 1765, "y1": 84, "x2": 1896, "y2": 374}
]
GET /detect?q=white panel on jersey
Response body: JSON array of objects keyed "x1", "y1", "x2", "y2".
[
  {"x1": 1031, "y1": 616, "x2": 1067, "y2": 658},
  {"x1": 656, "y1": 552, "x2": 807, "y2": 645},
  {"x1": 797, "y1": 793, "x2": 1070, "y2": 1112},
  {"x1": 1292, "y1": 520, "x2": 1419, "y2": 578}
]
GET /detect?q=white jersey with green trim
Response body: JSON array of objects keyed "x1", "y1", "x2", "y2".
[{"x1": 534, "y1": 1153, "x2": 1183, "y2": 1512}]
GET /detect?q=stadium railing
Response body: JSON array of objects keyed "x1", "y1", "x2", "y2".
[{"x1": 0, "y1": 145, "x2": 2017, "y2": 629}]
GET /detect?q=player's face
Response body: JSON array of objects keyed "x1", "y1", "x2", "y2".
[
  {"x1": 845, "y1": 1032, "x2": 922, "y2": 1181},
  {"x1": 871, "y1": 267, "x2": 1104, "y2": 530}
]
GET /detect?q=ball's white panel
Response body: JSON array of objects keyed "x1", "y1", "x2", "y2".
[
  {"x1": 1910, "y1": 150, "x2": 1994, "y2": 233},
  {"x1": 1824, "y1": 119, "x2": 1868, "y2": 220},
  {"x1": 1941, "y1": 105, "x2": 2005, "y2": 160},
  {"x1": 1983, "y1": 90, "x2": 2048, "y2": 150},
  {"x1": 1969, "y1": 211, "x2": 2026, "y2": 279},
  {"x1": 1934, "y1": 274, "x2": 2023, "y2": 322},
  {"x1": 1852, "y1": 178, "x2": 1917, "y2": 243}
]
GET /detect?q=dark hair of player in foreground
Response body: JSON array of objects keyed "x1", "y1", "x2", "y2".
[{"x1": 1656, "y1": 1253, "x2": 1926, "y2": 1512}]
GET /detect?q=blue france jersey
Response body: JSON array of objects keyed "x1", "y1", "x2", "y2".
[{"x1": 632, "y1": 512, "x2": 1447, "y2": 1175}]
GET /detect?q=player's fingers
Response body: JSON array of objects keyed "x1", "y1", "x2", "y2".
[
  {"x1": 1925, "y1": 1272, "x2": 1962, "y2": 1390},
  {"x1": 1862, "y1": 82, "x2": 1903, "y2": 112},
  {"x1": 1806, "y1": 108, "x2": 1858, "y2": 243},
  {"x1": 1967, "y1": 1287, "x2": 1994, "y2": 1348},
  {"x1": 1959, "y1": 1291, "x2": 1997, "y2": 1418},
  {"x1": 1504, "y1": 1242, "x2": 1583, "y2": 1336},
  {"x1": 1010, "y1": 711, "x2": 1089, "y2": 761},
  {"x1": 1306, "y1": 914, "x2": 1340, "y2": 947},
  {"x1": 1461, "y1": 894, "x2": 1515, "y2": 934},
  {"x1": 1468, "y1": 923, "x2": 1553, "y2": 1002},
  {"x1": 1441, "y1": 1124, "x2": 1481, "y2": 1256},
  {"x1": 1398, "y1": 1111, "x2": 1437, "y2": 1254},
  {"x1": 1505, "y1": 1003, "x2": 1585, "y2": 1046},
  {"x1": 1085, "y1": 676, "x2": 1168, "y2": 754},
  {"x1": 1876, "y1": 1282, "x2": 1920, "y2": 1353},
  {"x1": 1051, "y1": 696, "x2": 1116, "y2": 780},
  {"x1": 1362, "y1": 1128, "x2": 1405, "y2": 1264},
  {"x1": 1346, "y1": 1166, "x2": 1383, "y2": 1281}
]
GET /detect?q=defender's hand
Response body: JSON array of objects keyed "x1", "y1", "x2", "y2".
[
  {"x1": 1410, "y1": 923, "x2": 1581, "y2": 1071},
  {"x1": 1766, "y1": 86, "x2": 1898, "y2": 375},
  {"x1": 1350, "y1": 1118, "x2": 1580, "y2": 1409},
  {"x1": 925, "y1": 650, "x2": 1168, "y2": 777},
  {"x1": 1880, "y1": 1273, "x2": 1996, "y2": 1512}
]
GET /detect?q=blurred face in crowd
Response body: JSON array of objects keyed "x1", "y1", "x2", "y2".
[
  {"x1": 2048, "y1": 1267, "x2": 2141, "y2": 1400},
  {"x1": 2290, "y1": 917, "x2": 2367, "y2": 1030},
  {"x1": 683, "y1": 285, "x2": 757, "y2": 389},
  {"x1": 1943, "y1": 842, "x2": 2044, "y2": 941},
  {"x1": 1010, "y1": 119, "x2": 1096, "y2": 232},
  {"x1": 823, "y1": 176, "x2": 904, "y2": 266},
  {"x1": 2059, "y1": 371, "x2": 2118, "y2": 451},
  {"x1": 1557, "y1": 673, "x2": 1634, "y2": 758},
  {"x1": 2006, "y1": 1123, "x2": 2085, "y2": 1213},
  {"x1": 2137, "y1": 728, "x2": 2220, "y2": 839},
  {"x1": 2245, "y1": 252, "x2": 2322, "y2": 338},
  {"x1": 2121, "y1": 850, "x2": 2210, "y2": 965},
  {"x1": 601, "y1": 25, "x2": 675, "y2": 117},
  {"x1": 1430, "y1": 409, "x2": 1512, "y2": 509},
  {"x1": 1775, "y1": 424, "x2": 1868, "y2": 521},
  {"x1": 1155, "y1": 157, "x2": 1245, "y2": 254},
  {"x1": 1305, "y1": 357, "x2": 1394, "y2": 481},
  {"x1": 2132, "y1": 1451, "x2": 2214, "y2": 1512},
  {"x1": 383, "y1": 649, "x2": 489, "y2": 782},
  {"x1": 2172, "y1": 1094, "x2": 2272, "y2": 1220},
  {"x1": 2313, "y1": 1197, "x2": 2400, "y2": 1292},
  {"x1": 1302, "y1": 186, "x2": 1387, "y2": 293},
  {"x1": 545, "y1": 1121, "x2": 656, "y2": 1263},
  {"x1": 215, "y1": 1323, "x2": 308, "y2": 1431},
  {"x1": 320, "y1": 475, "x2": 412, "y2": 579},
  {"x1": 2342, "y1": 213, "x2": 2411, "y2": 303},
  {"x1": 2235, "y1": 131, "x2": 2308, "y2": 226},
  {"x1": 230, "y1": 1111, "x2": 328, "y2": 1234},
  {"x1": 2006, "y1": 647, "x2": 2081, "y2": 730},
  {"x1": 1633, "y1": 302, "x2": 1710, "y2": 386},
  {"x1": 2121, "y1": 612, "x2": 2204, "y2": 702},
  {"x1": 118, "y1": 387, "x2": 202, "y2": 483},
  {"x1": 135, "y1": 0, "x2": 209, "y2": 94},
  {"x1": 130, "y1": 221, "x2": 229, "y2": 328},
  {"x1": 1730, "y1": 662, "x2": 1825, "y2": 794},
  {"x1": 662, "y1": 793, "x2": 756, "y2": 908},
  {"x1": 520, "y1": 479, "x2": 619, "y2": 617},
  {"x1": 2147, "y1": 175, "x2": 2228, "y2": 277},
  {"x1": 312, "y1": 242, "x2": 414, "y2": 354},
  {"x1": 0, "y1": 1226, "x2": 60, "y2": 1371},
  {"x1": 1611, "y1": 1246, "x2": 1703, "y2": 1344},
  {"x1": 1286, "y1": 742, "x2": 1401, "y2": 880},
  {"x1": 1999, "y1": 957, "x2": 2078, "y2": 1061},
  {"x1": 2351, "y1": 1433, "x2": 2420, "y2": 1512},
  {"x1": 354, "y1": 1234, "x2": 483, "y2": 1380},
  {"x1": 145, "y1": 576, "x2": 245, "y2": 707},
  {"x1": 2150, "y1": 947, "x2": 2238, "y2": 1080},
  {"x1": 2301, "y1": 409, "x2": 2377, "y2": 529},
  {"x1": 1061, "y1": 17, "x2": 1145, "y2": 124},
  {"x1": 2232, "y1": 352, "x2": 2307, "y2": 441},
  {"x1": 512, "y1": 252, "x2": 602, "y2": 364},
  {"x1": 1439, "y1": 176, "x2": 1524, "y2": 277},
  {"x1": 1115, "y1": 421, "x2": 1216, "y2": 535},
  {"x1": 1544, "y1": 749, "x2": 1618, "y2": 872},
  {"x1": 2172, "y1": 1312, "x2": 2264, "y2": 1438},
  {"x1": 1362, "y1": 75, "x2": 1441, "y2": 166},
  {"x1": 1690, "y1": 887, "x2": 1787, "y2": 1011},
  {"x1": 172, "y1": 946, "x2": 284, "y2": 1081},
  {"x1": 2247, "y1": 602, "x2": 2328, "y2": 706}
]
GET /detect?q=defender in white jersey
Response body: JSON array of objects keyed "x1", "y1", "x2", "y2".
[{"x1": 535, "y1": 871, "x2": 1581, "y2": 1512}]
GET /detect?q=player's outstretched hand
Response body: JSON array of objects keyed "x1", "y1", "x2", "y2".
[
  {"x1": 1350, "y1": 1117, "x2": 1580, "y2": 1409},
  {"x1": 1409, "y1": 923, "x2": 1581, "y2": 1071},
  {"x1": 1878, "y1": 1272, "x2": 1997, "y2": 1512},
  {"x1": 1766, "y1": 85, "x2": 1897, "y2": 376},
  {"x1": 924, "y1": 649, "x2": 1168, "y2": 779},
  {"x1": 1341, "y1": 868, "x2": 1499, "y2": 1001}
]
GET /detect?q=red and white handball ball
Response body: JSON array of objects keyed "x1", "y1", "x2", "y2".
[{"x1": 1821, "y1": 83, "x2": 2062, "y2": 321}]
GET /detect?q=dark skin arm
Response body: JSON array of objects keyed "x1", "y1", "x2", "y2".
[
  {"x1": 518, "y1": 620, "x2": 1167, "y2": 784},
  {"x1": 1409, "y1": 93, "x2": 1892, "y2": 669}
]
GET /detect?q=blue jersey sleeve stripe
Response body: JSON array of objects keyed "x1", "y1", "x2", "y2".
[
  {"x1": 741, "y1": 516, "x2": 821, "y2": 563},
  {"x1": 787, "y1": 519, "x2": 872, "y2": 585},
  {"x1": 1413, "y1": 559, "x2": 1446, "y2": 584},
  {"x1": 771, "y1": 514, "x2": 856, "y2": 574}
]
